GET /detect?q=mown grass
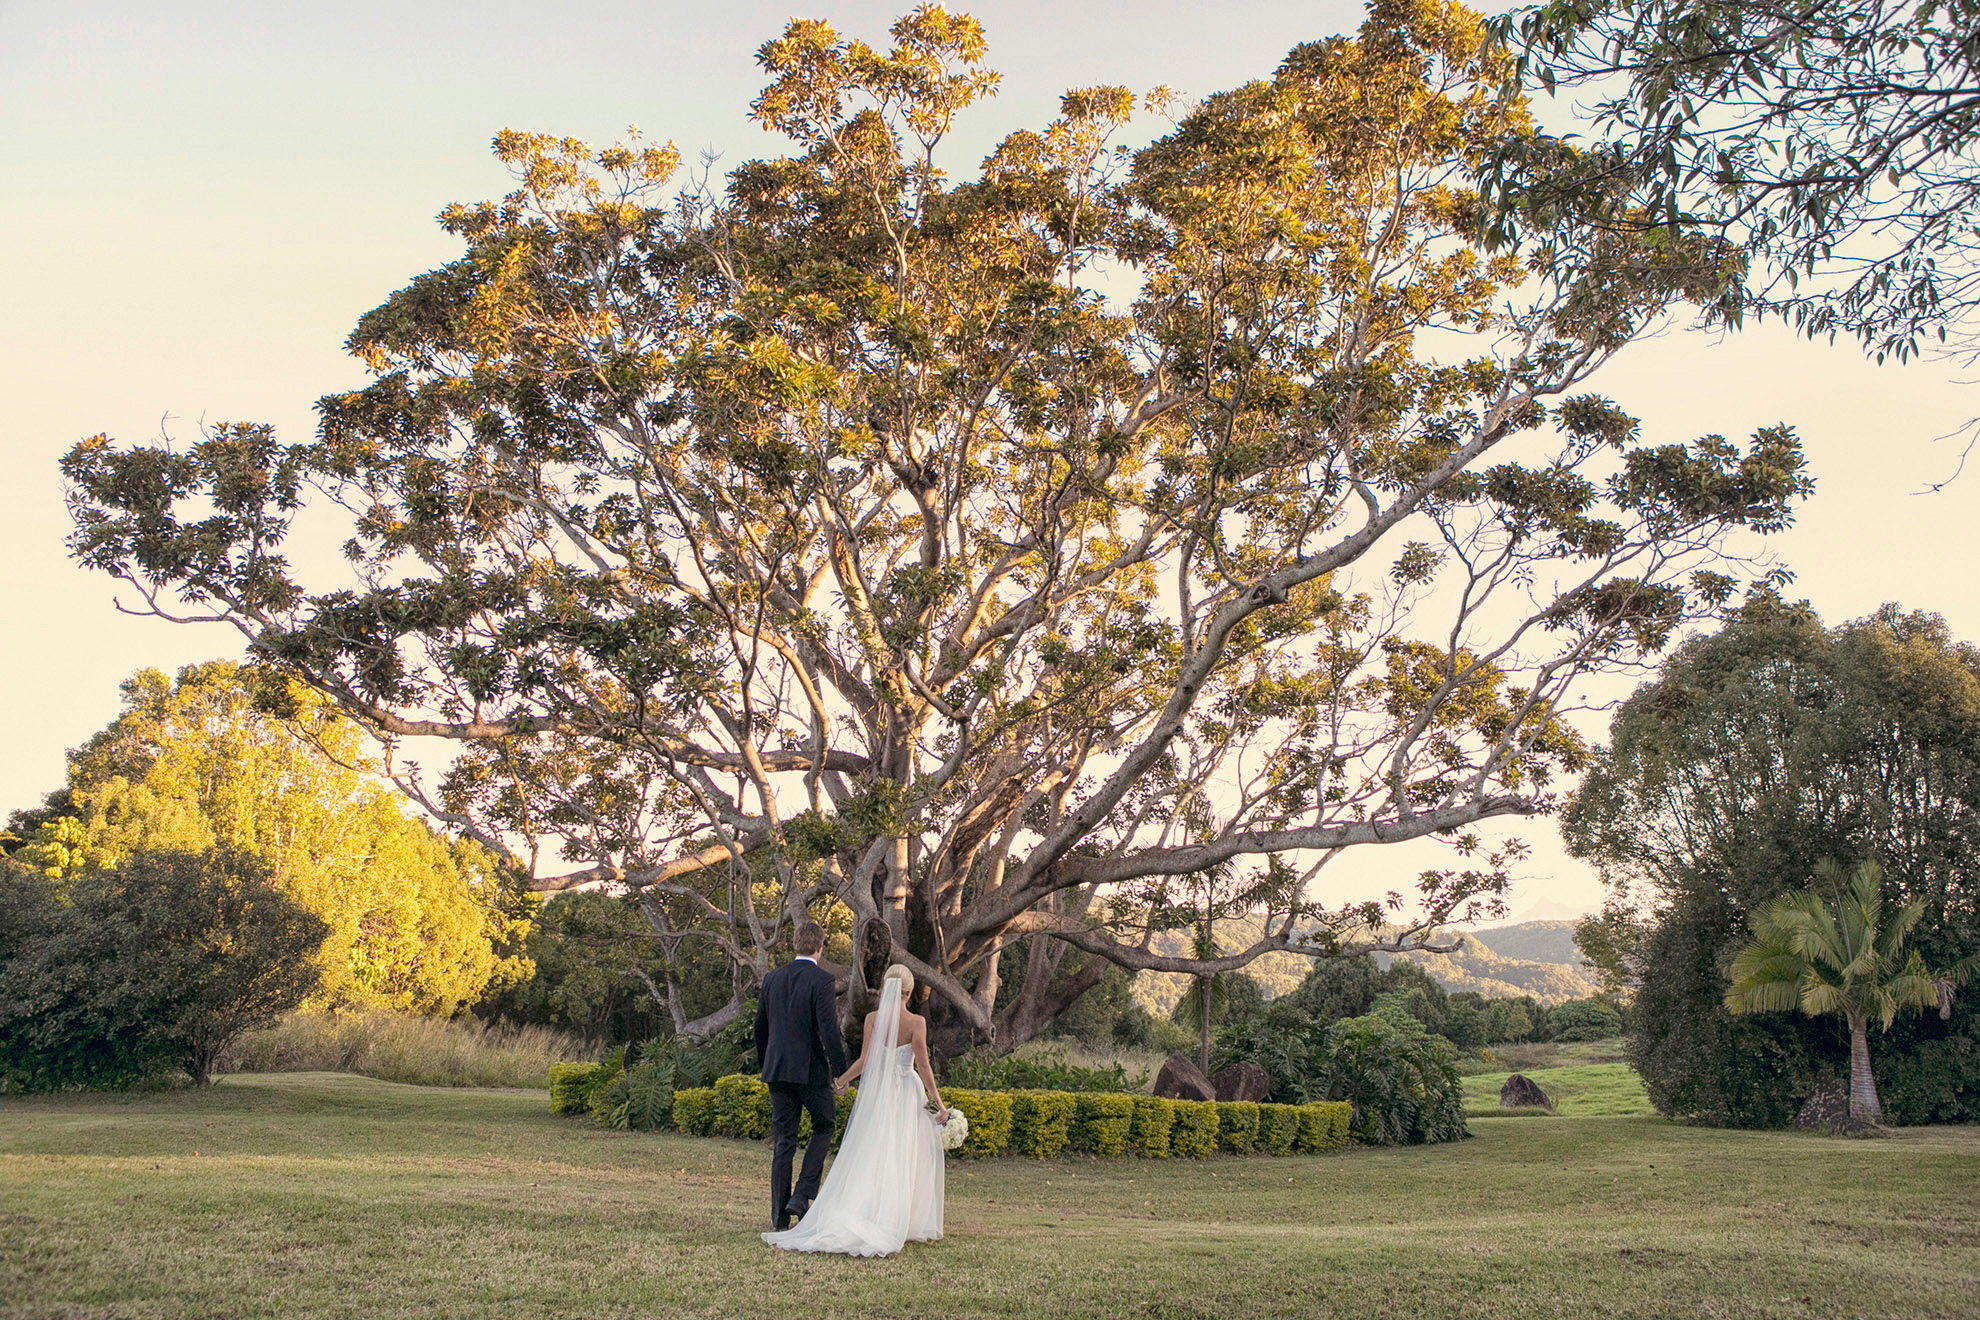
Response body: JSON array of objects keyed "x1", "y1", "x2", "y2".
[
  {"x1": 6, "y1": 1073, "x2": 1979, "y2": 1319},
  {"x1": 1463, "y1": 1062, "x2": 1654, "y2": 1117},
  {"x1": 218, "y1": 1010, "x2": 594, "y2": 1089}
]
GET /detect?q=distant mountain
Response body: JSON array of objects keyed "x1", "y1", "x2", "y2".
[
  {"x1": 1383, "y1": 928, "x2": 1598, "y2": 1003},
  {"x1": 1124, "y1": 915, "x2": 1597, "y2": 1018},
  {"x1": 1469, "y1": 920, "x2": 1585, "y2": 968}
]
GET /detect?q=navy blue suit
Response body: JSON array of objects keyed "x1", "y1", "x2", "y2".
[{"x1": 754, "y1": 958, "x2": 847, "y2": 1226}]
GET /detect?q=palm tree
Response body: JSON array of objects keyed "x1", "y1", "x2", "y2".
[
  {"x1": 1724, "y1": 860, "x2": 1974, "y2": 1121},
  {"x1": 1173, "y1": 921, "x2": 1226, "y2": 1075}
]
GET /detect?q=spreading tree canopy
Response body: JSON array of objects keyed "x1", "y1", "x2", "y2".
[
  {"x1": 1492, "y1": 0, "x2": 1980, "y2": 367},
  {"x1": 62, "y1": 2, "x2": 1808, "y2": 1050}
]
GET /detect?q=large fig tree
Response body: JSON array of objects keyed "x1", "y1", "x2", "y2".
[{"x1": 63, "y1": 2, "x2": 1807, "y2": 1050}]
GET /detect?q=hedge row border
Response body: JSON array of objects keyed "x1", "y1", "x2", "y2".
[{"x1": 551, "y1": 1063, "x2": 1353, "y2": 1159}]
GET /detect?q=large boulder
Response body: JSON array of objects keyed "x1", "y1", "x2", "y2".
[
  {"x1": 1499, "y1": 1073, "x2": 1553, "y2": 1110},
  {"x1": 1210, "y1": 1061, "x2": 1272, "y2": 1103},
  {"x1": 1153, "y1": 1052, "x2": 1217, "y2": 1102},
  {"x1": 1793, "y1": 1077, "x2": 1877, "y2": 1133}
]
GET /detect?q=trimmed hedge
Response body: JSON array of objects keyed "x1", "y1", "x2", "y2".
[
  {"x1": 547, "y1": 1067, "x2": 1358, "y2": 1160},
  {"x1": 1070, "y1": 1093, "x2": 1137, "y2": 1157},
  {"x1": 1009, "y1": 1090, "x2": 1078, "y2": 1158},
  {"x1": 1129, "y1": 1095, "x2": 1176, "y2": 1157},
  {"x1": 1258, "y1": 1103, "x2": 1300, "y2": 1155},
  {"x1": 1217, "y1": 1100, "x2": 1260, "y2": 1154},
  {"x1": 1295, "y1": 1101, "x2": 1353, "y2": 1153},
  {"x1": 1170, "y1": 1099, "x2": 1220, "y2": 1158},
  {"x1": 549, "y1": 1061, "x2": 611, "y2": 1116},
  {"x1": 713, "y1": 1074, "x2": 771, "y2": 1140},
  {"x1": 945, "y1": 1087, "x2": 1013, "y2": 1158},
  {"x1": 672, "y1": 1086, "x2": 718, "y2": 1136}
]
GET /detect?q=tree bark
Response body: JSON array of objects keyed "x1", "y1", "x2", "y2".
[
  {"x1": 1847, "y1": 1013, "x2": 1882, "y2": 1121},
  {"x1": 1198, "y1": 976, "x2": 1212, "y2": 1076}
]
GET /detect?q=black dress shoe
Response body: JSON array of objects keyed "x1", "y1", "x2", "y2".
[{"x1": 783, "y1": 1197, "x2": 811, "y2": 1222}]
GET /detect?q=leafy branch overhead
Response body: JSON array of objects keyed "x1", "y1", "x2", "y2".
[{"x1": 62, "y1": 1, "x2": 1808, "y2": 1050}]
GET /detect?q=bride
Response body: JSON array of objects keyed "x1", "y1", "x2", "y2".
[{"x1": 762, "y1": 964, "x2": 949, "y2": 1256}]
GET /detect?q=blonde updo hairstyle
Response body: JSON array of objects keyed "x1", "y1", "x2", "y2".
[{"x1": 882, "y1": 963, "x2": 915, "y2": 999}]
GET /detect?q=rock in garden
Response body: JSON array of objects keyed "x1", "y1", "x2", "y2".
[
  {"x1": 1499, "y1": 1073, "x2": 1553, "y2": 1109},
  {"x1": 1153, "y1": 1052, "x2": 1217, "y2": 1102},
  {"x1": 1793, "y1": 1077, "x2": 1875, "y2": 1133},
  {"x1": 1210, "y1": 1061, "x2": 1272, "y2": 1103}
]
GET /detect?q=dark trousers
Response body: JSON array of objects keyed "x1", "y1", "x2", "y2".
[{"x1": 768, "y1": 1081, "x2": 835, "y2": 1225}]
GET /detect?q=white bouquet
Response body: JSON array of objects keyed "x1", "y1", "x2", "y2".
[{"x1": 938, "y1": 1105, "x2": 969, "y2": 1151}]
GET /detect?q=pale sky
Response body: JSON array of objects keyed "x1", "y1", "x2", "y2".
[{"x1": 5, "y1": 1, "x2": 1976, "y2": 923}]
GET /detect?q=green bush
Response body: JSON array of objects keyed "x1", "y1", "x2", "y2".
[
  {"x1": 1547, "y1": 997, "x2": 1624, "y2": 1042},
  {"x1": 1129, "y1": 1095, "x2": 1175, "y2": 1157},
  {"x1": 672, "y1": 1086, "x2": 718, "y2": 1136},
  {"x1": 1009, "y1": 1090, "x2": 1077, "y2": 1158},
  {"x1": 944, "y1": 1049, "x2": 1147, "y2": 1094},
  {"x1": 1070, "y1": 1093, "x2": 1137, "y2": 1157},
  {"x1": 548, "y1": 1061, "x2": 611, "y2": 1115},
  {"x1": 1295, "y1": 1101, "x2": 1354, "y2": 1152},
  {"x1": 1170, "y1": 1099, "x2": 1220, "y2": 1158},
  {"x1": 1216, "y1": 1100, "x2": 1260, "y2": 1154},
  {"x1": 0, "y1": 850, "x2": 327, "y2": 1091},
  {"x1": 944, "y1": 1087, "x2": 1013, "y2": 1157},
  {"x1": 1257, "y1": 1103, "x2": 1301, "y2": 1155},
  {"x1": 712, "y1": 1074, "x2": 771, "y2": 1139}
]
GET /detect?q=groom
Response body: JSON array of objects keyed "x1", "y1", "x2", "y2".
[{"x1": 754, "y1": 923, "x2": 849, "y2": 1230}]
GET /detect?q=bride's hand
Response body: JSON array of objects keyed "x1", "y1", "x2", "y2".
[{"x1": 936, "y1": 1106, "x2": 950, "y2": 1123}]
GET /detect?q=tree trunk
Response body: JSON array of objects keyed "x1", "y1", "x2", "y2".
[
  {"x1": 1847, "y1": 1013, "x2": 1882, "y2": 1121},
  {"x1": 1199, "y1": 975, "x2": 1212, "y2": 1076}
]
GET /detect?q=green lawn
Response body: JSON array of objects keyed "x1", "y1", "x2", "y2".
[
  {"x1": 5, "y1": 1073, "x2": 1978, "y2": 1320},
  {"x1": 1463, "y1": 1062, "x2": 1654, "y2": 1116}
]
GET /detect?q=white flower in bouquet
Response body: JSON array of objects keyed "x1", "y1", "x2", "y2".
[{"x1": 938, "y1": 1106, "x2": 969, "y2": 1151}]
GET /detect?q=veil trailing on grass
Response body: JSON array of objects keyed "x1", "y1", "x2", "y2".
[{"x1": 761, "y1": 977, "x2": 943, "y2": 1256}]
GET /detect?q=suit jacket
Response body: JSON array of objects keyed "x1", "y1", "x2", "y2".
[{"x1": 754, "y1": 958, "x2": 848, "y2": 1087}]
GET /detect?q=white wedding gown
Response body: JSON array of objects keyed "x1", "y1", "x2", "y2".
[{"x1": 762, "y1": 979, "x2": 944, "y2": 1256}]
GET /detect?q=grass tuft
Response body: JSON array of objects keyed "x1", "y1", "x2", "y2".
[{"x1": 218, "y1": 1010, "x2": 594, "y2": 1089}]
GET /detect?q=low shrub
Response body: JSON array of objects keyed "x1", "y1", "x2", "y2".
[
  {"x1": 1216, "y1": 1100, "x2": 1260, "y2": 1154},
  {"x1": 1129, "y1": 1095, "x2": 1175, "y2": 1158},
  {"x1": 944, "y1": 1048, "x2": 1148, "y2": 1095},
  {"x1": 712, "y1": 1074, "x2": 771, "y2": 1139},
  {"x1": 1170, "y1": 1099, "x2": 1219, "y2": 1158},
  {"x1": 1295, "y1": 1101, "x2": 1353, "y2": 1152},
  {"x1": 1070, "y1": 1093, "x2": 1137, "y2": 1157},
  {"x1": 548, "y1": 1061, "x2": 611, "y2": 1115},
  {"x1": 1009, "y1": 1090, "x2": 1078, "y2": 1158},
  {"x1": 943, "y1": 1087, "x2": 1012, "y2": 1158},
  {"x1": 1547, "y1": 998, "x2": 1624, "y2": 1043},
  {"x1": 1257, "y1": 1103, "x2": 1301, "y2": 1155},
  {"x1": 672, "y1": 1086, "x2": 718, "y2": 1136}
]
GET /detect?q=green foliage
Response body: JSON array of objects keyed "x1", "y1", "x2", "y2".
[
  {"x1": 1564, "y1": 600, "x2": 1980, "y2": 1126},
  {"x1": 1008, "y1": 1091, "x2": 1078, "y2": 1159},
  {"x1": 1168, "y1": 1100, "x2": 1220, "y2": 1159},
  {"x1": 548, "y1": 1061, "x2": 611, "y2": 1115},
  {"x1": 4, "y1": 665, "x2": 529, "y2": 1016},
  {"x1": 1222, "y1": 1005, "x2": 1468, "y2": 1146},
  {"x1": 62, "y1": 1, "x2": 1809, "y2": 1058},
  {"x1": 944, "y1": 1047, "x2": 1147, "y2": 1094},
  {"x1": 1294, "y1": 1101, "x2": 1355, "y2": 1153},
  {"x1": 711, "y1": 1074, "x2": 772, "y2": 1139},
  {"x1": 1546, "y1": 998, "x2": 1624, "y2": 1042},
  {"x1": 1495, "y1": 0, "x2": 1980, "y2": 364},
  {"x1": 941, "y1": 1087, "x2": 1013, "y2": 1158},
  {"x1": 1069, "y1": 1093, "x2": 1138, "y2": 1157},
  {"x1": 477, "y1": 892, "x2": 677, "y2": 1044},
  {"x1": 1257, "y1": 1103, "x2": 1301, "y2": 1155},
  {"x1": 0, "y1": 849, "x2": 328, "y2": 1090},
  {"x1": 671, "y1": 1087, "x2": 718, "y2": 1137},
  {"x1": 1129, "y1": 1095, "x2": 1176, "y2": 1158},
  {"x1": 1215, "y1": 1100, "x2": 1260, "y2": 1154}
]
